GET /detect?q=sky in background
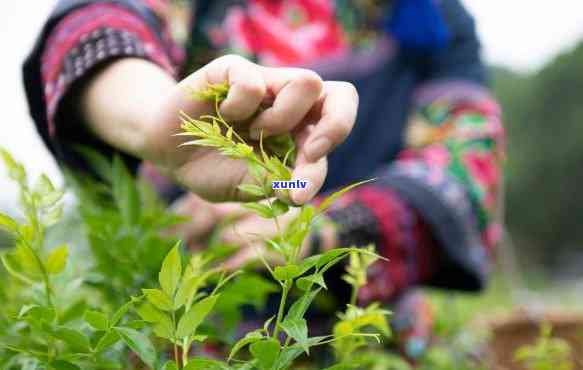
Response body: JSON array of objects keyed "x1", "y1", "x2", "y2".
[{"x1": 1, "y1": 0, "x2": 583, "y2": 211}]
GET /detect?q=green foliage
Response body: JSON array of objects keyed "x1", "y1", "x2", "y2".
[
  {"x1": 66, "y1": 149, "x2": 185, "y2": 306},
  {"x1": 513, "y1": 323, "x2": 574, "y2": 370},
  {"x1": 0, "y1": 83, "x2": 389, "y2": 370}
]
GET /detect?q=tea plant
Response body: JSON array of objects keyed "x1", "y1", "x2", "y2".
[
  {"x1": 514, "y1": 323, "x2": 574, "y2": 370},
  {"x1": 0, "y1": 82, "x2": 392, "y2": 369}
]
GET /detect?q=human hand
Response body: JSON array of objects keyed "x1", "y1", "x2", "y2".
[{"x1": 141, "y1": 55, "x2": 358, "y2": 204}]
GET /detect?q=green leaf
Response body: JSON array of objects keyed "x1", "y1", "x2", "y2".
[
  {"x1": 161, "y1": 361, "x2": 179, "y2": 370},
  {"x1": 174, "y1": 274, "x2": 207, "y2": 310},
  {"x1": 142, "y1": 289, "x2": 174, "y2": 311},
  {"x1": 2, "y1": 252, "x2": 34, "y2": 283},
  {"x1": 50, "y1": 360, "x2": 81, "y2": 370},
  {"x1": 52, "y1": 326, "x2": 91, "y2": 352},
  {"x1": 318, "y1": 179, "x2": 375, "y2": 214},
  {"x1": 296, "y1": 273, "x2": 327, "y2": 291},
  {"x1": 279, "y1": 318, "x2": 310, "y2": 354},
  {"x1": 286, "y1": 288, "x2": 321, "y2": 322},
  {"x1": 273, "y1": 264, "x2": 301, "y2": 281},
  {"x1": 271, "y1": 199, "x2": 289, "y2": 217},
  {"x1": 183, "y1": 358, "x2": 231, "y2": 370},
  {"x1": 46, "y1": 244, "x2": 68, "y2": 275},
  {"x1": 43, "y1": 203, "x2": 64, "y2": 226},
  {"x1": 136, "y1": 302, "x2": 166, "y2": 323},
  {"x1": 84, "y1": 310, "x2": 108, "y2": 331},
  {"x1": 250, "y1": 338, "x2": 281, "y2": 370},
  {"x1": 237, "y1": 184, "x2": 265, "y2": 197},
  {"x1": 34, "y1": 174, "x2": 55, "y2": 197},
  {"x1": 321, "y1": 364, "x2": 355, "y2": 370},
  {"x1": 0, "y1": 213, "x2": 18, "y2": 233},
  {"x1": 243, "y1": 203, "x2": 274, "y2": 218},
  {"x1": 75, "y1": 146, "x2": 112, "y2": 183},
  {"x1": 112, "y1": 155, "x2": 140, "y2": 225},
  {"x1": 159, "y1": 243, "x2": 182, "y2": 297},
  {"x1": 95, "y1": 330, "x2": 120, "y2": 352},
  {"x1": 15, "y1": 243, "x2": 42, "y2": 276},
  {"x1": 114, "y1": 327, "x2": 157, "y2": 369},
  {"x1": 176, "y1": 295, "x2": 219, "y2": 338},
  {"x1": 111, "y1": 300, "x2": 133, "y2": 326},
  {"x1": 228, "y1": 330, "x2": 264, "y2": 361}
]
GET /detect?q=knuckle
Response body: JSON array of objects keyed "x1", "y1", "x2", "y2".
[
  {"x1": 218, "y1": 54, "x2": 248, "y2": 65},
  {"x1": 328, "y1": 115, "x2": 352, "y2": 139},
  {"x1": 330, "y1": 81, "x2": 358, "y2": 100},
  {"x1": 295, "y1": 70, "x2": 324, "y2": 95},
  {"x1": 239, "y1": 80, "x2": 266, "y2": 101}
]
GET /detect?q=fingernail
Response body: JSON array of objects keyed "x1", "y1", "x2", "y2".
[
  {"x1": 291, "y1": 182, "x2": 316, "y2": 205},
  {"x1": 306, "y1": 137, "x2": 332, "y2": 161}
]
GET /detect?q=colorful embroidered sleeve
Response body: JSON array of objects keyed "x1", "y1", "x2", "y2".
[
  {"x1": 23, "y1": 0, "x2": 186, "y2": 169},
  {"x1": 323, "y1": 81, "x2": 504, "y2": 303},
  {"x1": 322, "y1": 0, "x2": 504, "y2": 303}
]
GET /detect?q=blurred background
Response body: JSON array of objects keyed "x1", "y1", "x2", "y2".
[{"x1": 2, "y1": 1, "x2": 583, "y2": 277}]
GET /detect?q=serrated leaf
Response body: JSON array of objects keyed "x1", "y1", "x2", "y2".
[
  {"x1": 84, "y1": 310, "x2": 108, "y2": 331},
  {"x1": 318, "y1": 179, "x2": 375, "y2": 214},
  {"x1": 0, "y1": 213, "x2": 18, "y2": 233},
  {"x1": 250, "y1": 338, "x2": 280, "y2": 370},
  {"x1": 237, "y1": 184, "x2": 265, "y2": 197},
  {"x1": 52, "y1": 326, "x2": 91, "y2": 352},
  {"x1": 159, "y1": 243, "x2": 182, "y2": 297},
  {"x1": 176, "y1": 295, "x2": 218, "y2": 338},
  {"x1": 142, "y1": 289, "x2": 174, "y2": 311},
  {"x1": 279, "y1": 318, "x2": 310, "y2": 354},
  {"x1": 46, "y1": 244, "x2": 68, "y2": 274},
  {"x1": 273, "y1": 264, "x2": 301, "y2": 281},
  {"x1": 228, "y1": 330, "x2": 263, "y2": 361},
  {"x1": 114, "y1": 327, "x2": 157, "y2": 369}
]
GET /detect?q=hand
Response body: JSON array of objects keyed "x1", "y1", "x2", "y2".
[
  {"x1": 81, "y1": 55, "x2": 358, "y2": 205},
  {"x1": 167, "y1": 193, "x2": 245, "y2": 250},
  {"x1": 147, "y1": 55, "x2": 358, "y2": 204}
]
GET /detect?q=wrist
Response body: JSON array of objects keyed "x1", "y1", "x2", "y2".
[{"x1": 80, "y1": 58, "x2": 176, "y2": 160}]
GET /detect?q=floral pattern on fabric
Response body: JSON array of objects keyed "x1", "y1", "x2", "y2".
[
  {"x1": 402, "y1": 83, "x2": 505, "y2": 251},
  {"x1": 221, "y1": 0, "x2": 348, "y2": 66}
]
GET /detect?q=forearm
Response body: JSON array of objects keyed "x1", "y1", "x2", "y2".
[{"x1": 80, "y1": 58, "x2": 176, "y2": 159}]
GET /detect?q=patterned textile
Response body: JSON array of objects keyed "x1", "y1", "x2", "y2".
[{"x1": 24, "y1": 0, "x2": 505, "y2": 323}]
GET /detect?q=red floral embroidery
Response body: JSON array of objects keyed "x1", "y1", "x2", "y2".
[{"x1": 224, "y1": 0, "x2": 348, "y2": 66}]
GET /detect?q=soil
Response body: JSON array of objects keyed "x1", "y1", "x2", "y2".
[{"x1": 484, "y1": 309, "x2": 583, "y2": 370}]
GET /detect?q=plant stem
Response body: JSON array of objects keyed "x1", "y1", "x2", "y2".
[
  {"x1": 273, "y1": 281, "x2": 290, "y2": 339},
  {"x1": 182, "y1": 337, "x2": 189, "y2": 367},
  {"x1": 350, "y1": 285, "x2": 358, "y2": 307},
  {"x1": 171, "y1": 311, "x2": 180, "y2": 368}
]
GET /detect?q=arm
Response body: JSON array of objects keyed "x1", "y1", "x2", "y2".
[{"x1": 24, "y1": 1, "x2": 358, "y2": 204}]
